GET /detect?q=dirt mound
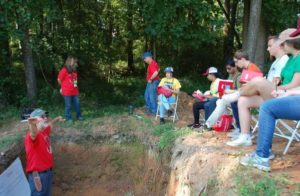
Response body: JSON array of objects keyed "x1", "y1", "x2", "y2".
[
  {"x1": 166, "y1": 131, "x2": 300, "y2": 195},
  {"x1": 175, "y1": 92, "x2": 197, "y2": 127}
]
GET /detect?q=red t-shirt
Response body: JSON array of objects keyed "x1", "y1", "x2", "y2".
[
  {"x1": 24, "y1": 125, "x2": 53, "y2": 173},
  {"x1": 57, "y1": 67, "x2": 79, "y2": 96},
  {"x1": 146, "y1": 60, "x2": 160, "y2": 81},
  {"x1": 247, "y1": 63, "x2": 261, "y2": 73}
]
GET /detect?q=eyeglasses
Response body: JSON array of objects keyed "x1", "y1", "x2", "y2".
[{"x1": 226, "y1": 67, "x2": 232, "y2": 70}]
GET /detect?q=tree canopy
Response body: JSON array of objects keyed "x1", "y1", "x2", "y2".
[{"x1": 0, "y1": 0, "x2": 299, "y2": 106}]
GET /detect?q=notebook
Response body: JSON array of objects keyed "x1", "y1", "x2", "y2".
[{"x1": 218, "y1": 80, "x2": 234, "y2": 98}]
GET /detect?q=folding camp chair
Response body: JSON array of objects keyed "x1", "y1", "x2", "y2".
[
  {"x1": 275, "y1": 120, "x2": 300, "y2": 154},
  {"x1": 155, "y1": 94, "x2": 179, "y2": 123},
  {"x1": 251, "y1": 112, "x2": 300, "y2": 154}
]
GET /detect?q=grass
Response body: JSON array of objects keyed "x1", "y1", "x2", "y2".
[
  {"x1": 234, "y1": 166, "x2": 288, "y2": 196},
  {"x1": 153, "y1": 124, "x2": 192, "y2": 151},
  {"x1": 0, "y1": 132, "x2": 23, "y2": 152}
]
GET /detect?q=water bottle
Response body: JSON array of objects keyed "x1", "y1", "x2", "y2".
[{"x1": 128, "y1": 104, "x2": 134, "y2": 115}]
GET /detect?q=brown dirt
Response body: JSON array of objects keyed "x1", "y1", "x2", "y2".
[
  {"x1": 52, "y1": 143, "x2": 168, "y2": 196},
  {"x1": 1, "y1": 92, "x2": 300, "y2": 195},
  {"x1": 166, "y1": 131, "x2": 300, "y2": 195}
]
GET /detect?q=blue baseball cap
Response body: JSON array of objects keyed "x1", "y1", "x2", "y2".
[
  {"x1": 164, "y1": 67, "x2": 174, "y2": 73},
  {"x1": 143, "y1": 51, "x2": 152, "y2": 59}
]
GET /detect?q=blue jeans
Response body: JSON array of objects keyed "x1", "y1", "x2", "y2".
[
  {"x1": 204, "y1": 97, "x2": 218, "y2": 120},
  {"x1": 64, "y1": 95, "x2": 82, "y2": 120},
  {"x1": 28, "y1": 170, "x2": 53, "y2": 196},
  {"x1": 256, "y1": 96, "x2": 300, "y2": 158},
  {"x1": 231, "y1": 101, "x2": 240, "y2": 129},
  {"x1": 158, "y1": 94, "x2": 176, "y2": 118},
  {"x1": 193, "y1": 98, "x2": 218, "y2": 123},
  {"x1": 144, "y1": 80, "x2": 159, "y2": 114}
]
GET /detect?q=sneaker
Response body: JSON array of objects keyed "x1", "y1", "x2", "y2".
[
  {"x1": 222, "y1": 91, "x2": 240, "y2": 103},
  {"x1": 240, "y1": 153, "x2": 270, "y2": 172},
  {"x1": 247, "y1": 151, "x2": 275, "y2": 160},
  {"x1": 160, "y1": 118, "x2": 165, "y2": 124},
  {"x1": 77, "y1": 117, "x2": 84, "y2": 121},
  {"x1": 187, "y1": 122, "x2": 196, "y2": 127},
  {"x1": 269, "y1": 150, "x2": 275, "y2": 160},
  {"x1": 191, "y1": 123, "x2": 201, "y2": 129},
  {"x1": 226, "y1": 135, "x2": 252, "y2": 147},
  {"x1": 230, "y1": 133, "x2": 240, "y2": 141},
  {"x1": 167, "y1": 109, "x2": 173, "y2": 117},
  {"x1": 227, "y1": 128, "x2": 240, "y2": 138}
]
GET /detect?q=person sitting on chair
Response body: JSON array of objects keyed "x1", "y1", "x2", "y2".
[
  {"x1": 157, "y1": 67, "x2": 181, "y2": 124},
  {"x1": 187, "y1": 67, "x2": 222, "y2": 129},
  {"x1": 240, "y1": 86, "x2": 300, "y2": 172},
  {"x1": 228, "y1": 28, "x2": 300, "y2": 147}
]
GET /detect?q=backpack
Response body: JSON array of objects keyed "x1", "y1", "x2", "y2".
[{"x1": 213, "y1": 114, "x2": 233, "y2": 132}]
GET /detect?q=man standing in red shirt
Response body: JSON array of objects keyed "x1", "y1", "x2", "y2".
[
  {"x1": 143, "y1": 52, "x2": 160, "y2": 115},
  {"x1": 58, "y1": 55, "x2": 82, "y2": 122},
  {"x1": 25, "y1": 109, "x2": 64, "y2": 196}
]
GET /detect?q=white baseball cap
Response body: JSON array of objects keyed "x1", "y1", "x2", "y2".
[{"x1": 203, "y1": 67, "x2": 218, "y2": 76}]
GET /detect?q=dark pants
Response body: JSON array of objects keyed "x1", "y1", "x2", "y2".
[
  {"x1": 193, "y1": 98, "x2": 218, "y2": 124},
  {"x1": 28, "y1": 170, "x2": 53, "y2": 196},
  {"x1": 230, "y1": 101, "x2": 240, "y2": 129}
]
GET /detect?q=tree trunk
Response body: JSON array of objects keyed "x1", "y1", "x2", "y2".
[
  {"x1": 107, "y1": 9, "x2": 113, "y2": 82},
  {"x1": 254, "y1": 18, "x2": 267, "y2": 67},
  {"x1": 21, "y1": 28, "x2": 37, "y2": 105},
  {"x1": 245, "y1": 0, "x2": 262, "y2": 61},
  {"x1": 0, "y1": 36, "x2": 10, "y2": 70},
  {"x1": 242, "y1": 0, "x2": 250, "y2": 50},
  {"x1": 126, "y1": 0, "x2": 134, "y2": 74},
  {"x1": 223, "y1": 0, "x2": 239, "y2": 61},
  {"x1": 217, "y1": 0, "x2": 241, "y2": 61}
]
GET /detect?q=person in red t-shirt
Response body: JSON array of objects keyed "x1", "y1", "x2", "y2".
[
  {"x1": 222, "y1": 50, "x2": 262, "y2": 103},
  {"x1": 25, "y1": 109, "x2": 64, "y2": 196},
  {"x1": 143, "y1": 51, "x2": 160, "y2": 115},
  {"x1": 57, "y1": 55, "x2": 82, "y2": 121}
]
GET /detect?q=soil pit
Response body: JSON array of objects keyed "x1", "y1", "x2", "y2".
[{"x1": 52, "y1": 141, "x2": 169, "y2": 196}]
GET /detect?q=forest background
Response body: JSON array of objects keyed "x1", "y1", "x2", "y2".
[{"x1": 0, "y1": 0, "x2": 299, "y2": 110}]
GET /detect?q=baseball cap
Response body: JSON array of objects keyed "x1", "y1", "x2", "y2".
[
  {"x1": 30, "y1": 109, "x2": 48, "y2": 118},
  {"x1": 164, "y1": 67, "x2": 174, "y2": 73},
  {"x1": 143, "y1": 51, "x2": 152, "y2": 59},
  {"x1": 203, "y1": 67, "x2": 218, "y2": 76},
  {"x1": 278, "y1": 28, "x2": 300, "y2": 44}
]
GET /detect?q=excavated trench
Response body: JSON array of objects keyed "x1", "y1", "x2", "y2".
[
  {"x1": 51, "y1": 134, "x2": 170, "y2": 196},
  {"x1": 2, "y1": 93, "x2": 300, "y2": 195}
]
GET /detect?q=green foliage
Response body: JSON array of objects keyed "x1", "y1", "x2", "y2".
[
  {"x1": 0, "y1": 107, "x2": 19, "y2": 123},
  {"x1": 1, "y1": 0, "x2": 300, "y2": 108},
  {"x1": 234, "y1": 167, "x2": 287, "y2": 196},
  {"x1": 179, "y1": 77, "x2": 210, "y2": 95},
  {"x1": 153, "y1": 124, "x2": 191, "y2": 151},
  {"x1": 263, "y1": 1, "x2": 300, "y2": 34},
  {"x1": 0, "y1": 132, "x2": 23, "y2": 152}
]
